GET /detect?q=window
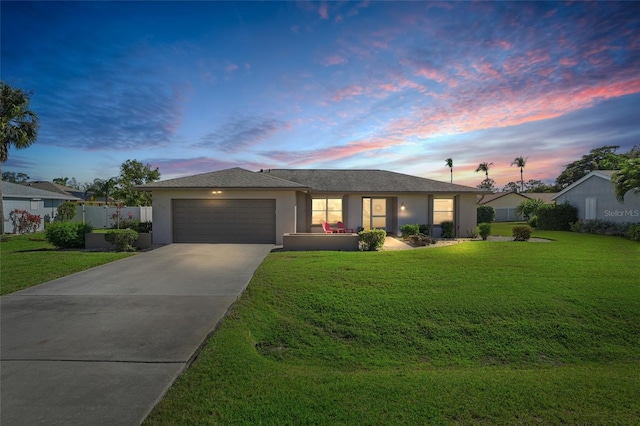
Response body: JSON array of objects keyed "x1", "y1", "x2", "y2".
[
  {"x1": 312, "y1": 197, "x2": 342, "y2": 225},
  {"x1": 433, "y1": 198, "x2": 453, "y2": 224},
  {"x1": 362, "y1": 197, "x2": 386, "y2": 230}
]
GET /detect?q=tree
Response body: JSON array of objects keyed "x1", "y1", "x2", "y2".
[
  {"x1": 112, "y1": 159, "x2": 160, "y2": 206},
  {"x1": 1, "y1": 82, "x2": 39, "y2": 234},
  {"x1": 53, "y1": 177, "x2": 69, "y2": 186},
  {"x1": 445, "y1": 158, "x2": 453, "y2": 183},
  {"x1": 88, "y1": 178, "x2": 117, "y2": 205},
  {"x1": 515, "y1": 198, "x2": 545, "y2": 220},
  {"x1": 477, "y1": 178, "x2": 496, "y2": 192},
  {"x1": 522, "y1": 180, "x2": 557, "y2": 193},
  {"x1": 475, "y1": 162, "x2": 493, "y2": 179},
  {"x1": 502, "y1": 181, "x2": 519, "y2": 193},
  {"x1": 555, "y1": 145, "x2": 623, "y2": 189},
  {"x1": 611, "y1": 158, "x2": 640, "y2": 202},
  {"x1": 2, "y1": 171, "x2": 30, "y2": 183},
  {"x1": 511, "y1": 156, "x2": 527, "y2": 192}
]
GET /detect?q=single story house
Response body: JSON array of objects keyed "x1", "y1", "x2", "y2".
[
  {"x1": 139, "y1": 167, "x2": 487, "y2": 245},
  {"x1": 552, "y1": 170, "x2": 640, "y2": 223},
  {"x1": 23, "y1": 181, "x2": 106, "y2": 205},
  {"x1": 2, "y1": 181, "x2": 80, "y2": 232},
  {"x1": 478, "y1": 191, "x2": 556, "y2": 221}
]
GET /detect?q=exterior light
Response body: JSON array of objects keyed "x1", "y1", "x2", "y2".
[{"x1": 400, "y1": 202, "x2": 405, "y2": 211}]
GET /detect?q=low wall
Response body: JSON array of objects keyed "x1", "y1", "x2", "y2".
[
  {"x1": 283, "y1": 233, "x2": 359, "y2": 251},
  {"x1": 85, "y1": 232, "x2": 152, "y2": 250}
]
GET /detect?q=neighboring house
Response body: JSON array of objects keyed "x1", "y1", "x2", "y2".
[
  {"x1": 138, "y1": 167, "x2": 488, "y2": 245},
  {"x1": 552, "y1": 170, "x2": 640, "y2": 223},
  {"x1": 22, "y1": 181, "x2": 105, "y2": 204},
  {"x1": 2, "y1": 181, "x2": 80, "y2": 232},
  {"x1": 478, "y1": 191, "x2": 556, "y2": 222}
]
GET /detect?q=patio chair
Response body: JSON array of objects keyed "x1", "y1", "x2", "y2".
[
  {"x1": 322, "y1": 221, "x2": 335, "y2": 233},
  {"x1": 336, "y1": 221, "x2": 354, "y2": 233}
]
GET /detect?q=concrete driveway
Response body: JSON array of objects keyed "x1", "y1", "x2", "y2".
[{"x1": 0, "y1": 243, "x2": 273, "y2": 425}]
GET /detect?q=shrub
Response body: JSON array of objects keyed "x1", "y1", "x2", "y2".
[
  {"x1": 477, "y1": 205, "x2": 495, "y2": 223},
  {"x1": 408, "y1": 233, "x2": 437, "y2": 246},
  {"x1": 570, "y1": 219, "x2": 629, "y2": 237},
  {"x1": 467, "y1": 227, "x2": 480, "y2": 238},
  {"x1": 57, "y1": 202, "x2": 76, "y2": 221},
  {"x1": 441, "y1": 221, "x2": 455, "y2": 238},
  {"x1": 536, "y1": 202, "x2": 578, "y2": 231},
  {"x1": 358, "y1": 229, "x2": 386, "y2": 251},
  {"x1": 515, "y1": 198, "x2": 544, "y2": 220},
  {"x1": 418, "y1": 224, "x2": 431, "y2": 235},
  {"x1": 399, "y1": 224, "x2": 419, "y2": 238},
  {"x1": 135, "y1": 221, "x2": 152, "y2": 233},
  {"x1": 528, "y1": 215, "x2": 538, "y2": 228},
  {"x1": 627, "y1": 224, "x2": 640, "y2": 242},
  {"x1": 8, "y1": 209, "x2": 42, "y2": 234},
  {"x1": 512, "y1": 225, "x2": 532, "y2": 241},
  {"x1": 46, "y1": 221, "x2": 93, "y2": 248},
  {"x1": 105, "y1": 229, "x2": 139, "y2": 252},
  {"x1": 478, "y1": 222, "x2": 491, "y2": 240}
]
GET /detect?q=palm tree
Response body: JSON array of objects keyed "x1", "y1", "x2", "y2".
[
  {"x1": 511, "y1": 156, "x2": 528, "y2": 192},
  {"x1": 475, "y1": 162, "x2": 493, "y2": 179},
  {"x1": 445, "y1": 158, "x2": 453, "y2": 183},
  {"x1": 1, "y1": 82, "x2": 39, "y2": 234}
]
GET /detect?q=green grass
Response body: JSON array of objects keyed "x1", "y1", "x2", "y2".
[
  {"x1": 145, "y1": 230, "x2": 640, "y2": 425},
  {"x1": 0, "y1": 232, "x2": 133, "y2": 295}
]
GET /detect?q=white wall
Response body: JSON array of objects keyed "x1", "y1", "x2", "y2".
[{"x1": 152, "y1": 189, "x2": 297, "y2": 245}]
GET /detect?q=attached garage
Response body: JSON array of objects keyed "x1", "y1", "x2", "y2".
[{"x1": 173, "y1": 199, "x2": 276, "y2": 243}]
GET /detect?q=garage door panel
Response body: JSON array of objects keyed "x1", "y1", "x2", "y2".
[{"x1": 173, "y1": 199, "x2": 275, "y2": 243}]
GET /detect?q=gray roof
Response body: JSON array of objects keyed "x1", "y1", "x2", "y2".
[
  {"x1": 23, "y1": 181, "x2": 89, "y2": 200},
  {"x1": 138, "y1": 167, "x2": 308, "y2": 190},
  {"x1": 266, "y1": 169, "x2": 484, "y2": 193},
  {"x1": 139, "y1": 167, "x2": 486, "y2": 194},
  {"x1": 2, "y1": 181, "x2": 80, "y2": 200}
]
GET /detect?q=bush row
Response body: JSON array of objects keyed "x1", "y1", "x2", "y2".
[{"x1": 570, "y1": 220, "x2": 640, "y2": 241}]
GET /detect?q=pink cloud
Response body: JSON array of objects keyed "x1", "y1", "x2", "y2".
[
  {"x1": 331, "y1": 84, "x2": 367, "y2": 102},
  {"x1": 265, "y1": 137, "x2": 406, "y2": 166},
  {"x1": 323, "y1": 54, "x2": 347, "y2": 66},
  {"x1": 318, "y1": 3, "x2": 328, "y2": 19},
  {"x1": 225, "y1": 62, "x2": 239, "y2": 73}
]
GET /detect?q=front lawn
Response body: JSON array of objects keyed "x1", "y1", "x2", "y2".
[
  {"x1": 145, "y1": 230, "x2": 640, "y2": 424},
  {"x1": 0, "y1": 232, "x2": 134, "y2": 295}
]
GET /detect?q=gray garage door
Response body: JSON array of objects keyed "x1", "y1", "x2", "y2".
[{"x1": 173, "y1": 199, "x2": 276, "y2": 243}]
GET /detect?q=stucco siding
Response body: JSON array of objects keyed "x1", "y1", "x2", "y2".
[
  {"x1": 485, "y1": 193, "x2": 525, "y2": 209},
  {"x1": 456, "y1": 194, "x2": 479, "y2": 237},
  {"x1": 152, "y1": 189, "x2": 297, "y2": 244},
  {"x1": 397, "y1": 194, "x2": 429, "y2": 230}
]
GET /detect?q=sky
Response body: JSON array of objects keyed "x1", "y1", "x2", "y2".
[{"x1": 2, "y1": 1, "x2": 639, "y2": 190}]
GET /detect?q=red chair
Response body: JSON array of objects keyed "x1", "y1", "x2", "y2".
[
  {"x1": 336, "y1": 221, "x2": 354, "y2": 233},
  {"x1": 322, "y1": 222, "x2": 335, "y2": 233}
]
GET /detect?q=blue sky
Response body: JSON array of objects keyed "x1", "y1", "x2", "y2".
[{"x1": 2, "y1": 1, "x2": 639, "y2": 189}]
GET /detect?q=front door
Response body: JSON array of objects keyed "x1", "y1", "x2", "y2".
[{"x1": 362, "y1": 197, "x2": 386, "y2": 230}]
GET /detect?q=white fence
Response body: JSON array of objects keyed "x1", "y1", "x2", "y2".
[{"x1": 73, "y1": 206, "x2": 152, "y2": 229}]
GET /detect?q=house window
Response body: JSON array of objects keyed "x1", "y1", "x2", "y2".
[
  {"x1": 433, "y1": 198, "x2": 454, "y2": 224},
  {"x1": 362, "y1": 197, "x2": 386, "y2": 230},
  {"x1": 30, "y1": 199, "x2": 41, "y2": 210},
  {"x1": 312, "y1": 197, "x2": 342, "y2": 225}
]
